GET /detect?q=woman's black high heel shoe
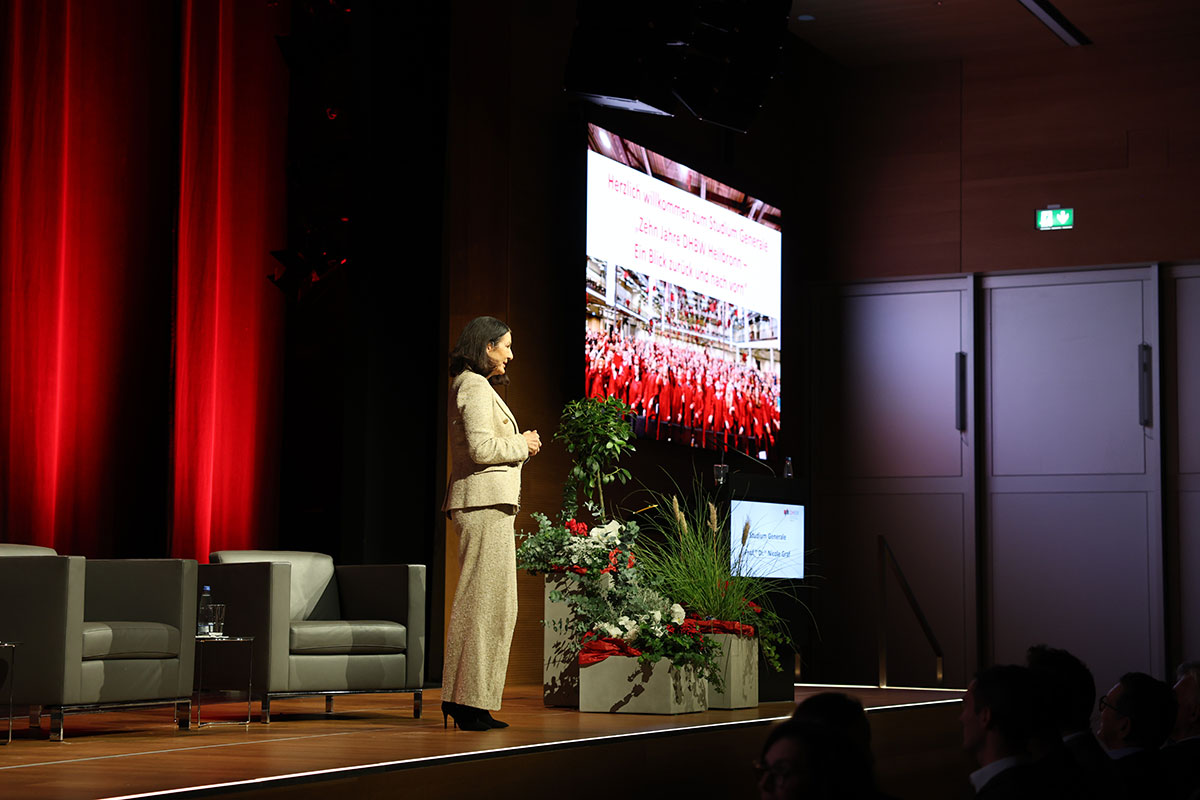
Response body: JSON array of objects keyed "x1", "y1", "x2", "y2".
[
  {"x1": 480, "y1": 710, "x2": 508, "y2": 728},
  {"x1": 441, "y1": 701, "x2": 490, "y2": 731}
]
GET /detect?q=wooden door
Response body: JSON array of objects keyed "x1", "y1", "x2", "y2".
[
  {"x1": 1164, "y1": 264, "x2": 1200, "y2": 666},
  {"x1": 982, "y1": 266, "x2": 1163, "y2": 693},
  {"x1": 812, "y1": 276, "x2": 976, "y2": 688}
]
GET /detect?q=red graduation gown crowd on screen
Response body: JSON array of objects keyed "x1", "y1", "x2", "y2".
[{"x1": 585, "y1": 328, "x2": 779, "y2": 456}]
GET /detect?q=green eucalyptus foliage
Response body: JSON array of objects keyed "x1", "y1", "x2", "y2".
[
  {"x1": 554, "y1": 395, "x2": 635, "y2": 520},
  {"x1": 516, "y1": 513, "x2": 725, "y2": 689}
]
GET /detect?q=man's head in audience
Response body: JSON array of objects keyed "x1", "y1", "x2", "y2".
[
  {"x1": 792, "y1": 692, "x2": 873, "y2": 757},
  {"x1": 1171, "y1": 661, "x2": 1200, "y2": 744},
  {"x1": 1096, "y1": 671, "x2": 1177, "y2": 751},
  {"x1": 1026, "y1": 643, "x2": 1096, "y2": 736},
  {"x1": 960, "y1": 665, "x2": 1036, "y2": 765},
  {"x1": 757, "y1": 717, "x2": 875, "y2": 800}
]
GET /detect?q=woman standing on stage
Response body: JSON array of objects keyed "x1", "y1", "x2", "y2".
[{"x1": 441, "y1": 316, "x2": 540, "y2": 731}]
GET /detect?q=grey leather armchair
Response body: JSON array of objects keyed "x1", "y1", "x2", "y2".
[
  {"x1": 0, "y1": 545, "x2": 197, "y2": 740},
  {"x1": 200, "y1": 551, "x2": 425, "y2": 722}
]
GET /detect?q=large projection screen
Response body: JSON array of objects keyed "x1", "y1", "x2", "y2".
[{"x1": 584, "y1": 123, "x2": 782, "y2": 459}]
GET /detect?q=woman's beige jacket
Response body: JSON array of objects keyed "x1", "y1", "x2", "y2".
[{"x1": 442, "y1": 370, "x2": 529, "y2": 513}]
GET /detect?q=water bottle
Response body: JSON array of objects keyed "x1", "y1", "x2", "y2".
[
  {"x1": 784, "y1": 456, "x2": 793, "y2": 478},
  {"x1": 197, "y1": 585, "x2": 213, "y2": 635}
]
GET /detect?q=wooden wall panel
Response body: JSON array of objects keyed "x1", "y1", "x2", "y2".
[
  {"x1": 442, "y1": 0, "x2": 517, "y2": 684},
  {"x1": 961, "y1": 41, "x2": 1200, "y2": 272},
  {"x1": 828, "y1": 39, "x2": 1200, "y2": 278},
  {"x1": 443, "y1": 0, "x2": 590, "y2": 689},
  {"x1": 828, "y1": 63, "x2": 963, "y2": 280}
]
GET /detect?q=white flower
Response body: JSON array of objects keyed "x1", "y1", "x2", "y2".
[
  {"x1": 651, "y1": 610, "x2": 662, "y2": 622},
  {"x1": 670, "y1": 603, "x2": 686, "y2": 625},
  {"x1": 597, "y1": 622, "x2": 621, "y2": 638},
  {"x1": 592, "y1": 519, "x2": 621, "y2": 538},
  {"x1": 590, "y1": 520, "x2": 623, "y2": 547},
  {"x1": 617, "y1": 616, "x2": 640, "y2": 641}
]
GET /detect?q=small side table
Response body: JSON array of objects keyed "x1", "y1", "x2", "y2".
[
  {"x1": 1, "y1": 642, "x2": 14, "y2": 744},
  {"x1": 193, "y1": 635, "x2": 254, "y2": 727}
]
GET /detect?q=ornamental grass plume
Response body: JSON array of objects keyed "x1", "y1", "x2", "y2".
[
  {"x1": 516, "y1": 509, "x2": 725, "y2": 689},
  {"x1": 633, "y1": 478, "x2": 803, "y2": 672}
]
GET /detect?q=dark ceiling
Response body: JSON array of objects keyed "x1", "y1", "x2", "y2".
[{"x1": 786, "y1": 0, "x2": 1200, "y2": 67}]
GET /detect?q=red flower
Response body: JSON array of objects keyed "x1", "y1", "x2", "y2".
[
  {"x1": 745, "y1": 599, "x2": 763, "y2": 614},
  {"x1": 627, "y1": 552, "x2": 635, "y2": 568},
  {"x1": 569, "y1": 565, "x2": 588, "y2": 574}
]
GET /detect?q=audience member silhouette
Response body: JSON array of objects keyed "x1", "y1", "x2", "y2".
[
  {"x1": 1096, "y1": 671, "x2": 1178, "y2": 798},
  {"x1": 761, "y1": 653, "x2": 1196, "y2": 799},
  {"x1": 791, "y1": 692, "x2": 897, "y2": 799},
  {"x1": 1025, "y1": 644, "x2": 1112, "y2": 796},
  {"x1": 960, "y1": 665, "x2": 1053, "y2": 799},
  {"x1": 756, "y1": 715, "x2": 877, "y2": 800},
  {"x1": 792, "y1": 693, "x2": 873, "y2": 758},
  {"x1": 1161, "y1": 660, "x2": 1200, "y2": 800}
]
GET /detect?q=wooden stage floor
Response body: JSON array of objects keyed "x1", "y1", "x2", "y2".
[{"x1": 0, "y1": 684, "x2": 967, "y2": 800}]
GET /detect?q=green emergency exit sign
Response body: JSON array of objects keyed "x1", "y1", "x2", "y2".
[{"x1": 1037, "y1": 208, "x2": 1074, "y2": 230}]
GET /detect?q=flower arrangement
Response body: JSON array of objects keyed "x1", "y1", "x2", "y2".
[
  {"x1": 516, "y1": 512, "x2": 725, "y2": 690},
  {"x1": 515, "y1": 396, "x2": 723, "y2": 690},
  {"x1": 634, "y1": 490, "x2": 800, "y2": 672},
  {"x1": 516, "y1": 515, "x2": 634, "y2": 575}
]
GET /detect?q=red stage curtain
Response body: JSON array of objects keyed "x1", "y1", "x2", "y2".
[
  {"x1": 171, "y1": 0, "x2": 287, "y2": 561},
  {"x1": 0, "y1": 0, "x2": 286, "y2": 559}
]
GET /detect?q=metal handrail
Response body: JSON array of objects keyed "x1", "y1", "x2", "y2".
[{"x1": 877, "y1": 535, "x2": 944, "y2": 687}]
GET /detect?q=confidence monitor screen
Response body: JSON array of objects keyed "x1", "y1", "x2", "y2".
[
  {"x1": 729, "y1": 498, "x2": 805, "y2": 580},
  {"x1": 584, "y1": 123, "x2": 782, "y2": 460}
]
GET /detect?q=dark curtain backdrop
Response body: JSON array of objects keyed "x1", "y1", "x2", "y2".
[{"x1": 0, "y1": 0, "x2": 287, "y2": 560}]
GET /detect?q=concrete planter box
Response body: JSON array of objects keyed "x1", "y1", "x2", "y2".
[
  {"x1": 543, "y1": 573, "x2": 579, "y2": 707},
  {"x1": 579, "y1": 656, "x2": 708, "y2": 714},
  {"x1": 707, "y1": 633, "x2": 759, "y2": 709}
]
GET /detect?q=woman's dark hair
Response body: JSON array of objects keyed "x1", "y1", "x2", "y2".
[{"x1": 449, "y1": 316, "x2": 511, "y2": 384}]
